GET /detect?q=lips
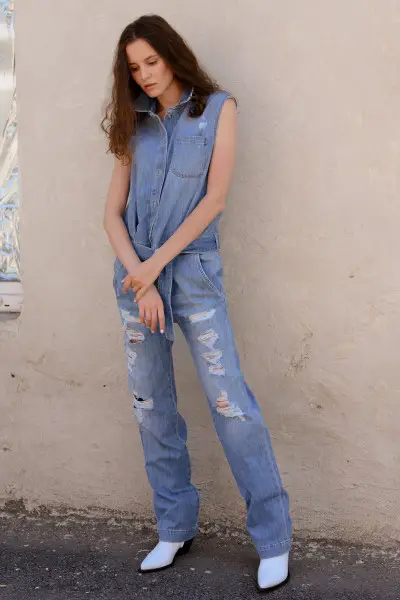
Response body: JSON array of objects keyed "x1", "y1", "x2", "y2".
[{"x1": 145, "y1": 83, "x2": 156, "y2": 90}]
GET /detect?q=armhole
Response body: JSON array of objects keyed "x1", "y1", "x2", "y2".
[
  {"x1": 212, "y1": 92, "x2": 238, "y2": 139},
  {"x1": 219, "y1": 90, "x2": 239, "y2": 112}
]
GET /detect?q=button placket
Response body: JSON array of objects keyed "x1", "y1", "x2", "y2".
[{"x1": 149, "y1": 114, "x2": 168, "y2": 243}]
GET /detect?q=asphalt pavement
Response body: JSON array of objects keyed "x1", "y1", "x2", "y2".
[{"x1": 0, "y1": 511, "x2": 399, "y2": 599}]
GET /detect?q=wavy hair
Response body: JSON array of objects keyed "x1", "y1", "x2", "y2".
[{"x1": 101, "y1": 14, "x2": 221, "y2": 162}]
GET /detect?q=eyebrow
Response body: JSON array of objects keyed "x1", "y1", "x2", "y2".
[{"x1": 128, "y1": 54, "x2": 158, "y2": 66}]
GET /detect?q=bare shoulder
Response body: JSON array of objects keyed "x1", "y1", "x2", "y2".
[
  {"x1": 207, "y1": 97, "x2": 237, "y2": 203},
  {"x1": 215, "y1": 97, "x2": 237, "y2": 139},
  {"x1": 220, "y1": 97, "x2": 238, "y2": 116}
]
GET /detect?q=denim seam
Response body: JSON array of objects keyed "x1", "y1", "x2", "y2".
[
  {"x1": 164, "y1": 336, "x2": 196, "y2": 513},
  {"x1": 194, "y1": 253, "x2": 225, "y2": 300},
  {"x1": 220, "y1": 298, "x2": 291, "y2": 543},
  {"x1": 171, "y1": 137, "x2": 208, "y2": 179},
  {"x1": 171, "y1": 168, "x2": 206, "y2": 179},
  {"x1": 221, "y1": 300, "x2": 291, "y2": 542},
  {"x1": 167, "y1": 341, "x2": 188, "y2": 472},
  {"x1": 212, "y1": 93, "x2": 236, "y2": 139},
  {"x1": 158, "y1": 528, "x2": 197, "y2": 533},
  {"x1": 259, "y1": 538, "x2": 292, "y2": 551}
]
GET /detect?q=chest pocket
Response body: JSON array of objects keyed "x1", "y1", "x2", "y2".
[{"x1": 171, "y1": 136, "x2": 209, "y2": 178}]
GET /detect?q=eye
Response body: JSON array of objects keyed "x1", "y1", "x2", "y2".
[
  {"x1": 131, "y1": 66, "x2": 139, "y2": 73},
  {"x1": 148, "y1": 60, "x2": 158, "y2": 66}
]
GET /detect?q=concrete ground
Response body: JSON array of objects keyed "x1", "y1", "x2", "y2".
[{"x1": 0, "y1": 511, "x2": 399, "y2": 599}]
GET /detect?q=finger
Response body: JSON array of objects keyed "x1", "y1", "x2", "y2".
[
  {"x1": 150, "y1": 307, "x2": 158, "y2": 334},
  {"x1": 144, "y1": 306, "x2": 152, "y2": 329},
  {"x1": 122, "y1": 278, "x2": 130, "y2": 293},
  {"x1": 138, "y1": 302, "x2": 145, "y2": 324},
  {"x1": 135, "y1": 285, "x2": 148, "y2": 303},
  {"x1": 158, "y1": 305, "x2": 165, "y2": 334}
]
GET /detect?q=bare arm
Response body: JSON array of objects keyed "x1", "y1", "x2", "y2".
[
  {"x1": 153, "y1": 97, "x2": 237, "y2": 271},
  {"x1": 103, "y1": 156, "x2": 141, "y2": 274},
  {"x1": 104, "y1": 156, "x2": 166, "y2": 334}
]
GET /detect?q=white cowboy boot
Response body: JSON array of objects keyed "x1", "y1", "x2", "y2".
[
  {"x1": 257, "y1": 551, "x2": 290, "y2": 592},
  {"x1": 139, "y1": 539, "x2": 194, "y2": 573}
]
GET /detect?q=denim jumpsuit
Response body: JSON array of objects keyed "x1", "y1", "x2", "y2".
[{"x1": 113, "y1": 87, "x2": 292, "y2": 559}]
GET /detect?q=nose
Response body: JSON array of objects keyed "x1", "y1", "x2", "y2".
[{"x1": 139, "y1": 66, "x2": 151, "y2": 83}]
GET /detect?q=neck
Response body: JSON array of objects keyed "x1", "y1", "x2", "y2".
[{"x1": 157, "y1": 79, "x2": 185, "y2": 112}]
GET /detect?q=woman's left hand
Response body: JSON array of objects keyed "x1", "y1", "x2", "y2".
[{"x1": 122, "y1": 257, "x2": 163, "y2": 301}]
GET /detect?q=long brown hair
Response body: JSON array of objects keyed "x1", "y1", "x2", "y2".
[{"x1": 101, "y1": 14, "x2": 220, "y2": 162}]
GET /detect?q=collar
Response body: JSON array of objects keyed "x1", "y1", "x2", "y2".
[{"x1": 133, "y1": 86, "x2": 194, "y2": 114}]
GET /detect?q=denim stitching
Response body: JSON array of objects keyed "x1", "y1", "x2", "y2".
[
  {"x1": 195, "y1": 252, "x2": 225, "y2": 300},
  {"x1": 220, "y1": 302, "x2": 291, "y2": 543},
  {"x1": 167, "y1": 340, "x2": 188, "y2": 459},
  {"x1": 259, "y1": 538, "x2": 292, "y2": 551},
  {"x1": 171, "y1": 137, "x2": 208, "y2": 178},
  {"x1": 158, "y1": 528, "x2": 198, "y2": 533},
  {"x1": 212, "y1": 93, "x2": 237, "y2": 139}
]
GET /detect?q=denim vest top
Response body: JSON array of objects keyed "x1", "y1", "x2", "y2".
[{"x1": 115, "y1": 87, "x2": 234, "y2": 342}]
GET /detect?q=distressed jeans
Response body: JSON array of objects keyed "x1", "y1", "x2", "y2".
[{"x1": 114, "y1": 250, "x2": 292, "y2": 559}]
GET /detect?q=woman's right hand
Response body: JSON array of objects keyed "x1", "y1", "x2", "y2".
[{"x1": 136, "y1": 284, "x2": 165, "y2": 334}]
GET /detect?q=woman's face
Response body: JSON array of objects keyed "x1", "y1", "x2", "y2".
[{"x1": 126, "y1": 38, "x2": 174, "y2": 97}]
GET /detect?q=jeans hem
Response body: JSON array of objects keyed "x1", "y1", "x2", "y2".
[
  {"x1": 258, "y1": 538, "x2": 292, "y2": 559},
  {"x1": 158, "y1": 528, "x2": 198, "y2": 543}
]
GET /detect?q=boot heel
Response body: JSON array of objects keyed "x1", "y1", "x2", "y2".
[{"x1": 177, "y1": 537, "x2": 194, "y2": 556}]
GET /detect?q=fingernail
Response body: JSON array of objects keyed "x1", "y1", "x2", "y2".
[{"x1": 161, "y1": 329, "x2": 164, "y2": 334}]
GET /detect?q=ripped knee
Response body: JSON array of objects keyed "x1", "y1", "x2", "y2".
[
  {"x1": 216, "y1": 391, "x2": 246, "y2": 421},
  {"x1": 132, "y1": 391, "x2": 154, "y2": 424}
]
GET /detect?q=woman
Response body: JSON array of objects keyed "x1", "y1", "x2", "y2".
[{"x1": 102, "y1": 14, "x2": 292, "y2": 592}]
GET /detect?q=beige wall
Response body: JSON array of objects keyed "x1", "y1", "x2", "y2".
[{"x1": 1, "y1": 0, "x2": 399, "y2": 545}]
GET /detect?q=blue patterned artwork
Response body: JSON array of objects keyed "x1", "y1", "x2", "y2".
[{"x1": 0, "y1": 0, "x2": 19, "y2": 283}]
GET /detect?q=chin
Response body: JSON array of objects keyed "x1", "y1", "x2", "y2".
[{"x1": 144, "y1": 86, "x2": 158, "y2": 97}]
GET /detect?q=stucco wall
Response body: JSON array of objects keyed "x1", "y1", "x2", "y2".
[{"x1": 1, "y1": 0, "x2": 399, "y2": 545}]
